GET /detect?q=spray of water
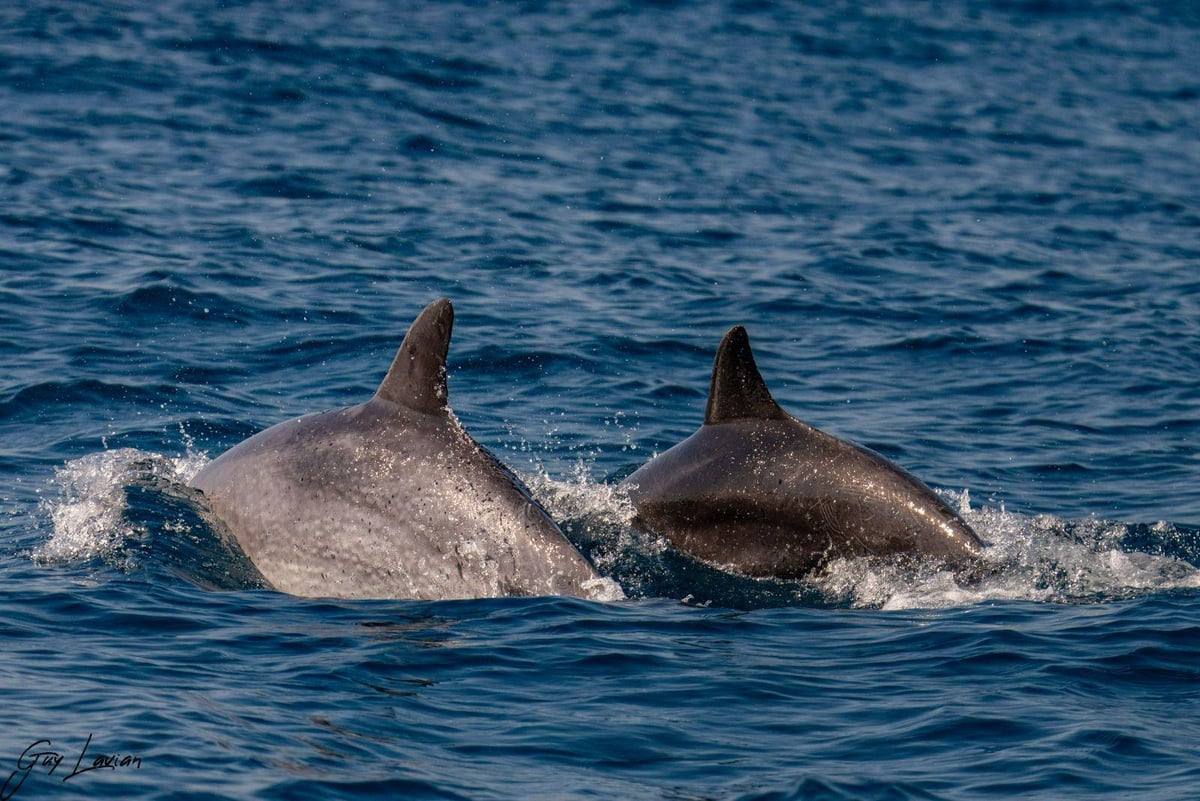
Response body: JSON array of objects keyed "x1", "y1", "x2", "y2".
[
  {"x1": 524, "y1": 474, "x2": 1200, "y2": 609},
  {"x1": 36, "y1": 447, "x2": 1200, "y2": 609},
  {"x1": 36, "y1": 447, "x2": 206, "y2": 565}
]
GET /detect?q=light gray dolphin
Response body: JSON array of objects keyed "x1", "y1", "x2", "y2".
[
  {"x1": 191, "y1": 299, "x2": 612, "y2": 601},
  {"x1": 620, "y1": 326, "x2": 983, "y2": 578}
]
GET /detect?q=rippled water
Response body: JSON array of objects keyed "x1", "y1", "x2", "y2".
[{"x1": 3, "y1": 0, "x2": 1200, "y2": 798}]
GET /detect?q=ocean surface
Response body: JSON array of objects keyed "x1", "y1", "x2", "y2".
[{"x1": 3, "y1": 0, "x2": 1200, "y2": 798}]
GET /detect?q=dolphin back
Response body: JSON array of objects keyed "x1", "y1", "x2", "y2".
[
  {"x1": 191, "y1": 298, "x2": 609, "y2": 601},
  {"x1": 623, "y1": 324, "x2": 983, "y2": 578}
]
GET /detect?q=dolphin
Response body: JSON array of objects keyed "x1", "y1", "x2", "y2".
[
  {"x1": 191, "y1": 298, "x2": 612, "y2": 601},
  {"x1": 620, "y1": 325, "x2": 983, "y2": 579}
]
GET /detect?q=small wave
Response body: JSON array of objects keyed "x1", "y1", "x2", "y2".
[
  {"x1": 112, "y1": 283, "x2": 251, "y2": 323},
  {"x1": 229, "y1": 171, "x2": 343, "y2": 200},
  {"x1": 35, "y1": 447, "x2": 204, "y2": 564},
  {"x1": 812, "y1": 491, "x2": 1200, "y2": 610},
  {"x1": 34, "y1": 446, "x2": 267, "y2": 591},
  {"x1": 0, "y1": 380, "x2": 161, "y2": 421}
]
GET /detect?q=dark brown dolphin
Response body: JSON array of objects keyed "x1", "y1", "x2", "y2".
[{"x1": 620, "y1": 326, "x2": 983, "y2": 578}]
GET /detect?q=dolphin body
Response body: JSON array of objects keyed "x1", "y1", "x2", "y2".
[
  {"x1": 191, "y1": 299, "x2": 609, "y2": 601},
  {"x1": 620, "y1": 326, "x2": 983, "y2": 579}
]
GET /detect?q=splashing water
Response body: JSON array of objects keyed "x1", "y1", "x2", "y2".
[
  {"x1": 527, "y1": 474, "x2": 1200, "y2": 610},
  {"x1": 36, "y1": 448, "x2": 206, "y2": 564},
  {"x1": 790, "y1": 492, "x2": 1200, "y2": 610},
  {"x1": 36, "y1": 449, "x2": 1200, "y2": 609},
  {"x1": 32, "y1": 446, "x2": 271, "y2": 591}
]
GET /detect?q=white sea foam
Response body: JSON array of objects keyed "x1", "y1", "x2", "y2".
[
  {"x1": 813, "y1": 490, "x2": 1200, "y2": 610},
  {"x1": 581, "y1": 576, "x2": 627, "y2": 603},
  {"x1": 523, "y1": 458, "x2": 638, "y2": 529},
  {"x1": 35, "y1": 447, "x2": 207, "y2": 564}
]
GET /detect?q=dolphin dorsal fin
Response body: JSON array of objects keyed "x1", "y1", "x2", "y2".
[
  {"x1": 375, "y1": 298, "x2": 454, "y2": 414},
  {"x1": 704, "y1": 325, "x2": 788, "y2": 424}
]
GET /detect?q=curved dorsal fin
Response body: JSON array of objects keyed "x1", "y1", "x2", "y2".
[
  {"x1": 374, "y1": 298, "x2": 454, "y2": 414},
  {"x1": 704, "y1": 325, "x2": 788, "y2": 424}
]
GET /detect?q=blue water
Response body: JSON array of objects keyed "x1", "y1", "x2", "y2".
[{"x1": 4, "y1": 0, "x2": 1200, "y2": 797}]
